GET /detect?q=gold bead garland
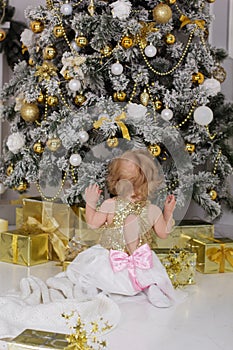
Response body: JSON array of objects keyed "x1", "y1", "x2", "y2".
[
  {"x1": 70, "y1": 166, "x2": 77, "y2": 184},
  {"x1": 212, "y1": 150, "x2": 222, "y2": 175},
  {"x1": 205, "y1": 125, "x2": 216, "y2": 140},
  {"x1": 172, "y1": 101, "x2": 197, "y2": 129},
  {"x1": 36, "y1": 172, "x2": 67, "y2": 202}
]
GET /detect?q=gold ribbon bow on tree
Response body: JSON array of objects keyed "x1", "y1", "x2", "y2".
[
  {"x1": 180, "y1": 15, "x2": 206, "y2": 30},
  {"x1": 93, "y1": 112, "x2": 131, "y2": 140},
  {"x1": 206, "y1": 245, "x2": 233, "y2": 273}
]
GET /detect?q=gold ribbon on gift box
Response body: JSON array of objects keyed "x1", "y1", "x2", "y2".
[
  {"x1": 93, "y1": 112, "x2": 131, "y2": 140},
  {"x1": 180, "y1": 15, "x2": 205, "y2": 30}
]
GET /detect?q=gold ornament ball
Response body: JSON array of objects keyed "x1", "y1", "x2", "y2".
[
  {"x1": 153, "y1": 4, "x2": 172, "y2": 24},
  {"x1": 192, "y1": 72, "x2": 205, "y2": 85},
  {"x1": 106, "y1": 137, "x2": 119, "y2": 148},
  {"x1": 121, "y1": 36, "x2": 134, "y2": 49},
  {"x1": 207, "y1": 0, "x2": 215, "y2": 3},
  {"x1": 33, "y1": 142, "x2": 44, "y2": 154},
  {"x1": 154, "y1": 99, "x2": 163, "y2": 111},
  {"x1": 140, "y1": 90, "x2": 150, "y2": 107},
  {"x1": 0, "y1": 28, "x2": 7, "y2": 42},
  {"x1": 75, "y1": 36, "x2": 88, "y2": 48},
  {"x1": 100, "y1": 45, "x2": 112, "y2": 57},
  {"x1": 148, "y1": 144, "x2": 161, "y2": 157},
  {"x1": 74, "y1": 94, "x2": 87, "y2": 106},
  {"x1": 46, "y1": 137, "x2": 61, "y2": 152},
  {"x1": 16, "y1": 180, "x2": 28, "y2": 192},
  {"x1": 20, "y1": 103, "x2": 40, "y2": 122},
  {"x1": 47, "y1": 95, "x2": 59, "y2": 107},
  {"x1": 30, "y1": 20, "x2": 44, "y2": 33},
  {"x1": 43, "y1": 46, "x2": 57, "y2": 60},
  {"x1": 185, "y1": 143, "x2": 195, "y2": 153},
  {"x1": 28, "y1": 57, "x2": 35, "y2": 66},
  {"x1": 166, "y1": 0, "x2": 176, "y2": 4},
  {"x1": 6, "y1": 165, "x2": 14, "y2": 176},
  {"x1": 37, "y1": 92, "x2": 45, "y2": 104},
  {"x1": 113, "y1": 91, "x2": 127, "y2": 102},
  {"x1": 213, "y1": 66, "x2": 226, "y2": 83},
  {"x1": 53, "y1": 25, "x2": 64, "y2": 38},
  {"x1": 209, "y1": 189, "x2": 217, "y2": 200},
  {"x1": 63, "y1": 69, "x2": 72, "y2": 80},
  {"x1": 164, "y1": 33, "x2": 176, "y2": 45}
]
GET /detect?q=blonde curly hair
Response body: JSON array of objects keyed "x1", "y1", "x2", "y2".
[{"x1": 107, "y1": 149, "x2": 163, "y2": 200}]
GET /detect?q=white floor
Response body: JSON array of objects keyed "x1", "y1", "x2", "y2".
[{"x1": 0, "y1": 261, "x2": 232, "y2": 350}]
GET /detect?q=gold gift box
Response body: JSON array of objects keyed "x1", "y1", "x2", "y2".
[
  {"x1": 0, "y1": 229, "x2": 49, "y2": 266},
  {"x1": 23, "y1": 197, "x2": 76, "y2": 240},
  {"x1": 155, "y1": 220, "x2": 214, "y2": 249},
  {"x1": 154, "y1": 248, "x2": 197, "y2": 287},
  {"x1": 16, "y1": 207, "x2": 23, "y2": 229},
  {"x1": 8, "y1": 329, "x2": 69, "y2": 350},
  {"x1": 186, "y1": 236, "x2": 233, "y2": 274}
]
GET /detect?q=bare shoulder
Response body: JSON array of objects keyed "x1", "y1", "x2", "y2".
[{"x1": 99, "y1": 197, "x2": 116, "y2": 213}]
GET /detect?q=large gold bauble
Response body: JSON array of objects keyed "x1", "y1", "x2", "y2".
[
  {"x1": 100, "y1": 45, "x2": 112, "y2": 57},
  {"x1": 185, "y1": 143, "x2": 195, "y2": 153},
  {"x1": 164, "y1": 33, "x2": 176, "y2": 45},
  {"x1": 148, "y1": 144, "x2": 161, "y2": 157},
  {"x1": 28, "y1": 57, "x2": 35, "y2": 66},
  {"x1": 192, "y1": 72, "x2": 205, "y2": 85},
  {"x1": 74, "y1": 94, "x2": 87, "y2": 106},
  {"x1": 153, "y1": 4, "x2": 172, "y2": 24},
  {"x1": 30, "y1": 20, "x2": 44, "y2": 33},
  {"x1": 43, "y1": 46, "x2": 57, "y2": 60},
  {"x1": 113, "y1": 91, "x2": 127, "y2": 102},
  {"x1": 154, "y1": 99, "x2": 163, "y2": 111},
  {"x1": 0, "y1": 28, "x2": 7, "y2": 42},
  {"x1": 166, "y1": 0, "x2": 176, "y2": 4},
  {"x1": 209, "y1": 189, "x2": 217, "y2": 200},
  {"x1": 33, "y1": 142, "x2": 44, "y2": 154},
  {"x1": 53, "y1": 25, "x2": 64, "y2": 38},
  {"x1": 106, "y1": 137, "x2": 119, "y2": 148},
  {"x1": 121, "y1": 36, "x2": 134, "y2": 49},
  {"x1": 47, "y1": 95, "x2": 59, "y2": 107},
  {"x1": 20, "y1": 103, "x2": 40, "y2": 122},
  {"x1": 75, "y1": 36, "x2": 88, "y2": 48},
  {"x1": 140, "y1": 89, "x2": 150, "y2": 106},
  {"x1": 6, "y1": 165, "x2": 14, "y2": 176},
  {"x1": 37, "y1": 92, "x2": 45, "y2": 104},
  {"x1": 16, "y1": 180, "x2": 28, "y2": 192},
  {"x1": 46, "y1": 137, "x2": 61, "y2": 152}
]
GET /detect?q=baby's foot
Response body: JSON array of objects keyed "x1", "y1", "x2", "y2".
[{"x1": 145, "y1": 284, "x2": 172, "y2": 308}]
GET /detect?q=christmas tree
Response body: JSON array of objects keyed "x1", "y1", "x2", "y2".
[{"x1": 0, "y1": 0, "x2": 232, "y2": 220}]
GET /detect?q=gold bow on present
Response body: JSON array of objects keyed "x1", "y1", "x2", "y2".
[
  {"x1": 206, "y1": 245, "x2": 233, "y2": 273},
  {"x1": 180, "y1": 15, "x2": 205, "y2": 30},
  {"x1": 93, "y1": 112, "x2": 131, "y2": 140}
]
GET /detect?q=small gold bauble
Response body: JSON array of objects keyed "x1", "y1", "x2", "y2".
[
  {"x1": 140, "y1": 89, "x2": 150, "y2": 107},
  {"x1": 121, "y1": 36, "x2": 134, "y2": 49},
  {"x1": 6, "y1": 165, "x2": 14, "y2": 176},
  {"x1": 28, "y1": 57, "x2": 35, "y2": 66},
  {"x1": 153, "y1": 4, "x2": 172, "y2": 24},
  {"x1": 212, "y1": 66, "x2": 226, "y2": 83},
  {"x1": 74, "y1": 94, "x2": 87, "y2": 106},
  {"x1": 47, "y1": 95, "x2": 59, "y2": 107},
  {"x1": 148, "y1": 144, "x2": 161, "y2": 157},
  {"x1": 53, "y1": 25, "x2": 64, "y2": 38},
  {"x1": 22, "y1": 44, "x2": 28, "y2": 55},
  {"x1": 43, "y1": 46, "x2": 57, "y2": 60},
  {"x1": 192, "y1": 72, "x2": 205, "y2": 84},
  {"x1": 33, "y1": 142, "x2": 44, "y2": 154},
  {"x1": 0, "y1": 28, "x2": 7, "y2": 42},
  {"x1": 154, "y1": 99, "x2": 163, "y2": 111},
  {"x1": 113, "y1": 91, "x2": 127, "y2": 102},
  {"x1": 75, "y1": 36, "x2": 88, "y2": 48},
  {"x1": 166, "y1": 0, "x2": 176, "y2": 4},
  {"x1": 206, "y1": 0, "x2": 215, "y2": 3},
  {"x1": 46, "y1": 137, "x2": 62, "y2": 152},
  {"x1": 100, "y1": 45, "x2": 112, "y2": 57},
  {"x1": 20, "y1": 103, "x2": 40, "y2": 122},
  {"x1": 164, "y1": 33, "x2": 176, "y2": 45},
  {"x1": 16, "y1": 180, "x2": 28, "y2": 192},
  {"x1": 63, "y1": 69, "x2": 72, "y2": 80},
  {"x1": 37, "y1": 92, "x2": 45, "y2": 104},
  {"x1": 185, "y1": 143, "x2": 195, "y2": 153},
  {"x1": 30, "y1": 20, "x2": 44, "y2": 33},
  {"x1": 209, "y1": 189, "x2": 217, "y2": 200},
  {"x1": 106, "y1": 137, "x2": 119, "y2": 148}
]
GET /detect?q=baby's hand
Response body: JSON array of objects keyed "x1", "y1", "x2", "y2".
[
  {"x1": 85, "y1": 183, "x2": 102, "y2": 208},
  {"x1": 164, "y1": 194, "x2": 176, "y2": 213}
]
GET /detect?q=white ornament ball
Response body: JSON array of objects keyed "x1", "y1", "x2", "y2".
[
  {"x1": 0, "y1": 183, "x2": 6, "y2": 194},
  {"x1": 144, "y1": 44, "x2": 157, "y2": 58},
  {"x1": 111, "y1": 62, "x2": 123, "y2": 75},
  {"x1": 161, "y1": 108, "x2": 173, "y2": 121},
  {"x1": 68, "y1": 79, "x2": 81, "y2": 92},
  {"x1": 194, "y1": 106, "x2": 213, "y2": 126},
  {"x1": 70, "y1": 40, "x2": 81, "y2": 52},
  {"x1": 69, "y1": 153, "x2": 82, "y2": 166},
  {"x1": 60, "y1": 3, "x2": 73, "y2": 16},
  {"x1": 203, "y1": 78, "x2": 221, "y2": 96},
  {"x1": 78, "y1": 130, "x2": 89, "y2": 143}
]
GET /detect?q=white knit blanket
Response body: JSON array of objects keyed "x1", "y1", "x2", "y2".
[{"x1": 0, "y1": 271, "x2": 121, "y2": 340}]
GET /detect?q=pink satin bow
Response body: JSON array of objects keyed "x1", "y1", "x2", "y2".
[{"x1": 109, "y1": 243, "x2": 153, "y2": 291}]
